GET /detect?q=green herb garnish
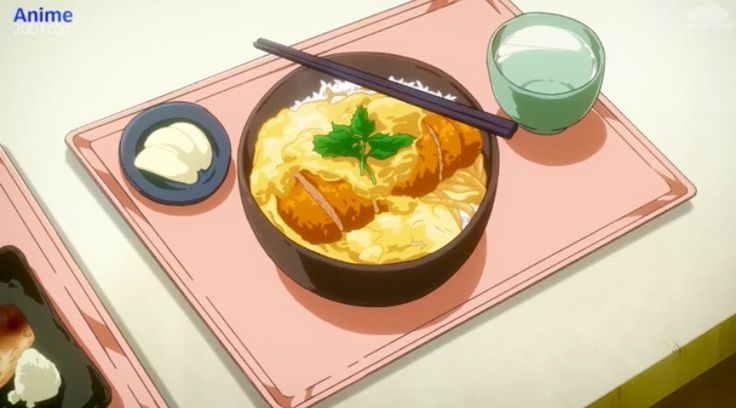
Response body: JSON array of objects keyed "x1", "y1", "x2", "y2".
[{"x1": 313, "y1": 106, "x2": 415, "y2": 184}]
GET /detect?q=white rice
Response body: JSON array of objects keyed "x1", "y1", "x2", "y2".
[
  {"x1": 459, "y1": 204, "x2": 480, "y2": 229},
  {"x1": 290, "y1": 77, "x2": 457, "y2": 111}
]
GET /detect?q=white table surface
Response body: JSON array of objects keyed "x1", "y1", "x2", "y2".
[{"x1": 1, "y1": 0, "x2": 734, "y2": 406}]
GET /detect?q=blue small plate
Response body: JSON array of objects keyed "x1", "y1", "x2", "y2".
[{"x1": 119, "y1": 101, "x2": 231, "y2": 205}]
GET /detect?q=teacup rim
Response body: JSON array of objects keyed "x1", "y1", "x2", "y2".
[{"x1": 488, "y1": 11, "x2": 606, "y2": 98}]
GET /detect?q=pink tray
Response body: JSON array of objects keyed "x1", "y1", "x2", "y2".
[
  {"x1": 66, "y1": 0, "x2": 695, "y2": 407},
  {"x1": 0, "y1": 146, "x2": 166, "y2": 407}
]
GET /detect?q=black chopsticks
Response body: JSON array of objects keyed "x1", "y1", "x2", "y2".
[{"x1": 254, "y1": 38, "x2": 518, "y2": 139}]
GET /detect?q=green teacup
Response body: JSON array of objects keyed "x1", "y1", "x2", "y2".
[{"x1": 487, "y1": 12, "x2": 605, "y2": 135}]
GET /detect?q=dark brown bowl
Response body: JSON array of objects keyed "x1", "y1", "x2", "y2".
[
  {"x1": 238, "y1": 52, "x2": 499, "y2": 307},
  {"x1": 0, "y1": 246, "x2": 112, "y2": 406}
]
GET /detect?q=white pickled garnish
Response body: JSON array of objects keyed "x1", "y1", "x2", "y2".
[
  {"x1": 134, "y1": 121, "x2": 213, "y2": 185},
  {"x1": 7, "y1": 348, "x2": 61, "y2": 408}
]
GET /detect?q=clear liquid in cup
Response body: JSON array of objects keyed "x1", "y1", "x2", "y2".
[{"x1": 495, "y1": 25, "x2": 598, "y2": 94}]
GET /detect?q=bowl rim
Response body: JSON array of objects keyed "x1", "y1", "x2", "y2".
[
  {"x1": 237, "y1": 51, "x2": 500, "y2": 273},
  {"x1": 488, "y1": 11, "x2": 606, "y2": 98}
]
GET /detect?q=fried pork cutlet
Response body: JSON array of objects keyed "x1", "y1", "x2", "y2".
[{"x1": 0, "y1": 304, "x2": 35, "y2": 388}]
